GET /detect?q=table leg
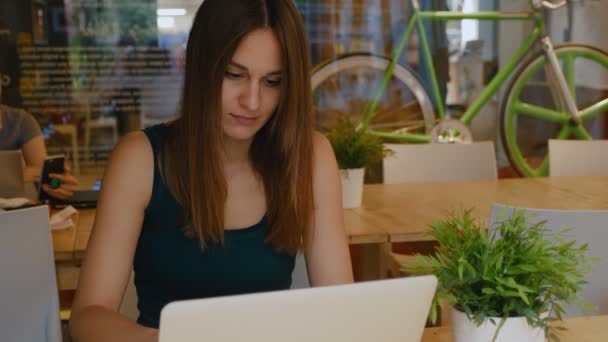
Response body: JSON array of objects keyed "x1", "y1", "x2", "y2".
[{"x1": 356, "y1": 243, "x2": 387, "y2": 281}]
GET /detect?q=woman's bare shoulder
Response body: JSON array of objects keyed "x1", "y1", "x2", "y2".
[
  {"x1": 101, "y1": 131, "x2": 155, "y2": 203},
  {"x1": 312, "y1": 131, "x2": 337, "y2": 171}
]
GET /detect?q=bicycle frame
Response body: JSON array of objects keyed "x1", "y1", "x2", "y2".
[{"x1": 362, "y1": 0, "x2": 546, "y2": 143}]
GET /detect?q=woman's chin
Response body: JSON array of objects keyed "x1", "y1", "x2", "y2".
[{"x1": 223, "y1": 127, "x2": 258, "y2": 143}]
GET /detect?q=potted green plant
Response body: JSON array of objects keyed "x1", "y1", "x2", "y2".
[
  {"x1": 405, "y1": 208, "x2": 594, "y2": 342},
  {"x1": 326, "y1": 117, "x2": 392, "y2": 208}
]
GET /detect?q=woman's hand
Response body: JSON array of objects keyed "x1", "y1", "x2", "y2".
[
  {"x1": 42, "y1": 165, "x2": 80, "y2": 199},
  {"x1": 24, "y1": 166, "x2": 42, "y2": 183}
]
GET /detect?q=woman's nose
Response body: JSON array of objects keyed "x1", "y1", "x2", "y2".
[{"x1": 240, "y1": 81, "x2": 261, "y2": 111}]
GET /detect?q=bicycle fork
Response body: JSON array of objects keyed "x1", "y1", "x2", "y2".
[{"x1": 541, "y1": 36, "x2": 582, "y2": 125}]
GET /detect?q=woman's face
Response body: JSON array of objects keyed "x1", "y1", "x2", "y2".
[{"x1": 221, "y1": 28, "x2": 283, "y2": 143}]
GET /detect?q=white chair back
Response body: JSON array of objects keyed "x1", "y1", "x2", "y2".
[
  {"x1": 291, "y1": 254, "x2": 310, "y2": 289},
  {"x1": 119, "y1": 270, "x2": 140, "y2": 321},
  {"x1": 490, "y1": 204, "x2": 608, "y2": 316},
  {"x1": 0, "y1": 205, "x2": 62, "y2": 342},
  {"x1": 383, "y1": 141, "x2": 497, "y2": 184},
  {"x1": 548, "y1": 139, "x2": 608, "y2": 176}
]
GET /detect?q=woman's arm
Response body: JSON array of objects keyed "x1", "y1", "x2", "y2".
[
  {"x1": 21, "y1": 135, "x2": 46, "y2": 183},
  {"x1": 304, "y1": 132, "x2": 354, "y2": 286},
  {"x1": 70, "y1": 132, "x2": 157, "y2": 342},
  {"x1": 21, "y1": 134, "x2": 79, "y2": 199}
]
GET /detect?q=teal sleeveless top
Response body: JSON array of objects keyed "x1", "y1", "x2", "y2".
[{"x1": 134, "y1": 124, "x2": 295, "y2": 328}]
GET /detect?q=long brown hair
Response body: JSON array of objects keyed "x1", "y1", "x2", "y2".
[{"x1": 162, "y1": 0, "x2": 314, "y2": 255}]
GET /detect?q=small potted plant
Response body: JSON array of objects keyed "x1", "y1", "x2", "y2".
[
  {"x1": 326, "y1": 117, "x2": 392, "y2": 208},
  {"x1": 406, "y1": 208, "x2": 594, "y2": 342}
]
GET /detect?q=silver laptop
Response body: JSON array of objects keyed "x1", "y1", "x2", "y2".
[
  {"x1": 159, "y1": 275, "x2": 437, "y2": 342},
  {"x1": 0, "y1": 205, "x2": 62, "y2": 342},
  {"x1": 0, "y1": 150, "x2": 25, "y2": 198}
]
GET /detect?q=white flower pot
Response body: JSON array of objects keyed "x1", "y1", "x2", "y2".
[
  {"x1": 339, "y1": 168, "x2": 364, "y2": 209},
  {"x1": 451, "y1": 307, "x2": 546, "y2": 342}
]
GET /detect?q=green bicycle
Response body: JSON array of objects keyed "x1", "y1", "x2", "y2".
[{"x1": 311, "y1": 0, "x2": 608, "y2": 177}]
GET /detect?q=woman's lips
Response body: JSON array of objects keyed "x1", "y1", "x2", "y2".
[{"x1": 230, "y1": 113, "x2": 258, "y2": 126}]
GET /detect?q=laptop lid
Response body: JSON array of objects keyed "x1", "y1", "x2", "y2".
[
  {"x1": 159, "y1": 275, "x2": 437, "y2": 342},
  {"x1": 0, "y1": 205, "x2": 62, "y2": 342},
  {"x1": 0, "y1": 150, "x2": 25, "y2": 198}
]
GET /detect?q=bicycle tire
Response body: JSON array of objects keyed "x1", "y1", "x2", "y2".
[
  {"x1": 311, "y1": 53, "x2": 436, "y2": 134},
  {"x1": 501, "y1": 43, "x2": 608, "y2": 177}
]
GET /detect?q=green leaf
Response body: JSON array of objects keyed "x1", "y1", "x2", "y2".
[
  {"x1": 482, "y1": 287, "x2": 497, "y2": 295},
  {"x1": 415, "y1": 207, "x2": 597, "y2": 341},
  {"x1": 325, "y1": 116, "x2": 393, "y2": 169}
]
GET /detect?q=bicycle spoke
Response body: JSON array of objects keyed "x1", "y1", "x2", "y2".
[
  {"x1": 579, "y1": 97, "x2": 608, "y2": 122},
  {"x1": 571, "y1": 124, "x2": 592, "y2": 140},
  {"x1": 556, "y1": 125, "x2": 572, "y2": 140},
  {"x1": 518, "y1": 125, "x2": 570, "y2": 177},
  {"x1": 563, "y1": 54, "x2": 576, "y2": 103},
  {"x1": 311, "y1": 54, "x2": 436, "y2": 136},
  {"x1": 501, "y1": 45, "x2": 608, "y2": 177},
  {"x1": 512, "y1": 101, "x2": 570, "y2": 124}
]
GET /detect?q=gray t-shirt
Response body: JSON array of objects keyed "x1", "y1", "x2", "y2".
[{"x1": 0, "y1": 105, "x2": 42, "y2": 150}]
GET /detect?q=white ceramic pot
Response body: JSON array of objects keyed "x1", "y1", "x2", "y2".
[
  {"x1": 339, "y1": 168, "x2": 365, "y2": 209},
  {"x1": 451, "y1": 307, "x2": 546, "y2": 342}
]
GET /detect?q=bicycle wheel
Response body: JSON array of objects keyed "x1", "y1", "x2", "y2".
[
  {"x1": 311, "y1": 53, "x2": 435, "y2": 136},
  {"x1": 501, "y1": 44, "x2": 608, "y2": 177}
]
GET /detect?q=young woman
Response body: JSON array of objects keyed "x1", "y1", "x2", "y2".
[
  {"x1": 0, "y1": 71, "x2": 79, "y2": 199},
  {"x1": 70, "y1": 1, "x2": 353, "y2": 341}
]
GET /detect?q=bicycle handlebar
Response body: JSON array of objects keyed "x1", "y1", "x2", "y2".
[{"x1": 531, "y1": 0, "x2": 567, "y2": 10}]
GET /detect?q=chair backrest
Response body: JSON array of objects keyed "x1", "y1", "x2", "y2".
[
  {"x1": 0, "y1": 150, "x2": 25, "y2": 198},
  {"x1": 490, "y1": 204, "x2": 608, "y2": 317},
  {"x1": 548, "y1": 139, "x2": 608, "y2": 176},
  {"x1": 383, "y1": 141, "x2": 497, "y2": 184},
  {"x1": 290, "y1": 254, "x2": 310, "y2": 289},
  {"x1": 119, "y1": 270, "x2": 139, "y2": 321},
  {"x1": 0, "y1": 205, "x2": 62, "y2": 342}
]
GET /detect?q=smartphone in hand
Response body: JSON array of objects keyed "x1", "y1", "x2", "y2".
[{"x1": 38, "y1": 155, "x2": 65, "y2": 202}]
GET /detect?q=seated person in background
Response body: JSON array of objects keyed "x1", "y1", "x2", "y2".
[
  {"x1": 69, "y1": 1, "x2": 354, "y2": 341},
  {"x1": 0, "y1": 70, "x2": 79, "y2": 199}
]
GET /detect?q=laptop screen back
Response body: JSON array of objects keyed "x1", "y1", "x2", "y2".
[
  {"x1": 0, "y1": 205, "x2": 62, "y2": 341},
  {"x1": 0, "y1": 150, "x2": 25, "y2": 198},
  {"x1": 159, "y1": 275, "x2": 437, "y2": 342}
]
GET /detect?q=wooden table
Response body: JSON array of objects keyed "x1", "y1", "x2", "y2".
[
  {"x1": 421, "y1": 315, "x2": 608, "y2": 341},
  {"x1": 52, "y1": 175, "x2": 608, "y2": 277},
  {"x1": 349, "y1": 175, "x2": 608, "y2": 243},
  {"x1": 345, "y1": 175, "x2": 608, "y2": 279}
]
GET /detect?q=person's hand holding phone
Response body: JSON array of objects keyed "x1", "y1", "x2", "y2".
[
  {"x1": 39, "y1": 155, "x2": 80, "y2": 201},
  {"x1": 42, "y1": 164, "x2": 79, "y2": 199}
]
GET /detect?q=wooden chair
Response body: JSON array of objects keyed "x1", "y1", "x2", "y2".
[{"x1": 548, "y1": 139, "x2": 608, "y2": 176}]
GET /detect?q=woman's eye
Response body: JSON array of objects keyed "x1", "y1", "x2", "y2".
[
  {"x1": 265, "y1": 78, "x2": 282, "y2": 87},
  {"x1": 225, "y1": 71, "x2": 243, "y2": 79}
]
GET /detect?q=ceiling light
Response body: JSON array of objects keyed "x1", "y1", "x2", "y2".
[{"x1": 157, "y1": 8, "x2": 187, "y2": 16}]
